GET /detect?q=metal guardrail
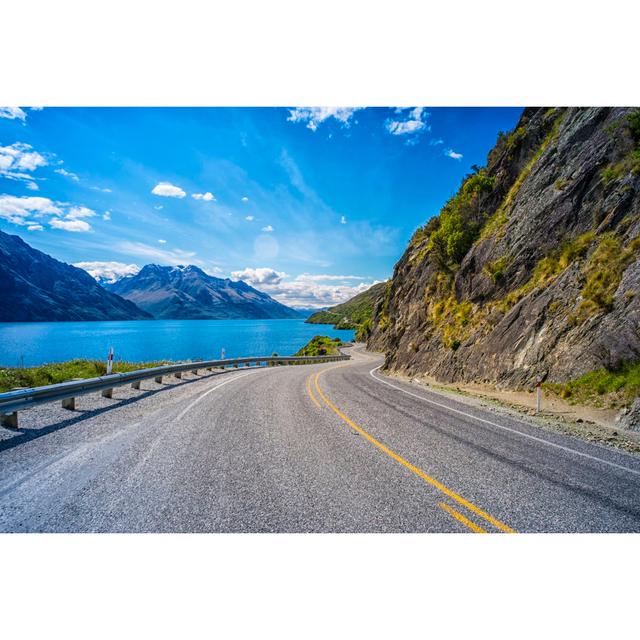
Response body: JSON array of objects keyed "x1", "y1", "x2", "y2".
[{"x1": 0, "y1": 353, "x2": 350, "y2": 428}]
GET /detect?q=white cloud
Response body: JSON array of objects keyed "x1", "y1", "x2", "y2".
[
  {"x1": 0, "y1": 107, "x2": 27, "y2": 121},
  {"x1": 154, "y1": 205, "x2": 163, "y2": 210},
  {"x1": 55, "y1": 167, "x2": 79, "y2": 181},
  {"x1": 0, "y1": 142, "x2": 49, "y2": 185},
  {"x1": 66, "y1": 206, "x2": 96, "y2": 219},
  {"x1": 245, "y1": 215, "x2": 254, "y2": 221},
  {"x1": 231, "y1": 268, "x2": 381, "y2": 308},
  {"x1": 50, "y1": 218, "x2": 91, "y2": 232},
  {"x1": 287, "y1": 107, "x2": 363, "y2": 132},
  {"x1": 445, "y1": 148, "x2": 463, "y2": 160},
  {"x1": 74, "y1": 261, "x2": 141, "y2": 283},
  {"x1": 340, "y1": 215, "x2": 347, "y2": 224},
  {"x1": 262, "y1": 224, "x2": 274, "y2": 232},
  {"x1": 151, "y1": 182, "x2": 186, "y2": 198},
  {"x1": 26, "y1": 181, "x2": 39, "y2": 191},
  {"x1": 385, "y1": 107, "x2": 430, "y2": 139},
  {"x1": 158, "y1": 239, "x2": 167, "y2": 244},
  {"x1": 90, "y1": 186, "x2": 112, "y2": 193},
  {"x1": 295, "y1": 273, "x2": 366, "y2": 282},
  {"x1": 116, "y1": 240, "x2": 199, "y2": 266},
  {"x1": 0, "y1": 194, "x2": 97, "y2": 232},
  {"x1": 192, "y1": 191, "x2": 216, "y2": 201},
  {"x1": 0, "y1": 195, "x2": 62, "y2": 225},
  {"x1": 231, "y1": 267, "x2": 287, "y2": 286},
  {"x1": 27, "y1": 224, "x2": 43, "y2": 231},
  {"x1": 430, "y1": 138, "x2": 444, "y2": 146},
  {"x1": 102, "y1": 211, "x2": 111, "y2": 221},
  {"x1": 241, "y1": 196, "x2": 249, "y2": 202}
]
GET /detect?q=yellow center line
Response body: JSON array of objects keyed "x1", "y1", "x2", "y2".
[
  {"x1": 313, "y1": 366, "x2": 516, "y2": 534},
  {"x1": 306, "y1": 373, "x2": 321, "y2": 408},
  {"x1": 438, "y1": 502, "x2": 487, "y2": 533}
]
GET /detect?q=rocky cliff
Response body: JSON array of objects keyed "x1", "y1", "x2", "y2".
[{"x1": 368, "y1": 107, "x2": 640, "y2": 389}]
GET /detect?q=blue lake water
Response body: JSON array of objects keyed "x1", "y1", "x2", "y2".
[{"x1": 0, "y1": 319, "x2": 354, "y2": 367}]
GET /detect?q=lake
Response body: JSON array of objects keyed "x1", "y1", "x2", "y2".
[{"x1": 0, "y1": 319, "x2": 354, "y2": 367}]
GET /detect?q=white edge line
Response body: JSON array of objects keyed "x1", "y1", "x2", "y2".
[
  {"x1": 176, "y1": 369, "x2": 260, "y2": 421},
  {"x1": 369, "y1": 365, "x2": 640, "y2": 478}
]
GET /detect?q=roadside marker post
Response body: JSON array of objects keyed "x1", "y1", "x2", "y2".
[
  {"x1": 106, "y1": 346, "x2": 114, "y2": 375},
  {"x1": 536, "y1": 378, "x2": 542, "y2": 414}
]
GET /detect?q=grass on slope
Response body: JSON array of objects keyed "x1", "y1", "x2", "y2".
[
  {"x1": 544, "y1": 362, "x2": 640, "y2": 409},
  {"x1": 0, "y1": 359, "x2": 170, "y2": 393},
  {"x1": 306, "y1": 281, "x2": 387, "y2": 329},
  {"x1": 294, "y1": 336, "x2": 343, "y2": 357}
]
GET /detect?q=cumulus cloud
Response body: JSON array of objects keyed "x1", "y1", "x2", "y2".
[
  {"x1": 261, "y1": 224, "x2": 274, "y2": 232},
  {"x1": 385, "y1": 107, "x2": 430, "y2": 140},
  {"x1": 445, "y1": 148, "x2": 463, "y2": 160},
  {"x1": 50, "y1": 218, "x2": 91, "y2": 232},
  {"x1": 55, "y1": 167, "x2": 80, "y2": 181},
  {"x1": 102, "y1": 211, "x2": 111, "y2": 221},
  {"x1": 245, "y1": 215, "x2": 254, "y2": 221},
  {"x1": 74, "y1": 261, "x2": 141, "y2": 283},
  {"x1": 0, "y1": 194, "x2": 96, "y2": 232},
  {"x1": 231, "y1": 267, "x2": 287, "y2": 286},
  {"x1": 27, "y1": 224, "x2": 43, "y2": 231},
  {"x1": 66, "y1": 206, "x2": 96, "y2": 220},
  {"x1": 0, "y1": 142, "x2": 49, "y2": 185},
  {"x1": 230, "y1": 268, "x2": 380, "y2": 308},
  {"x1": 0, "y1": 107, "x2": 27, "y2": 121},
  {"x1": 192, "y1": 191, "x2": 216, "y2": 201},
  {"x1": 151, "y1": 182, "x2": 186, "y2": 198},
  {"x1": 158, "y1": 239, "x2": 167, "y2": 244},
  {"x1": 287, "y1": 107, "x2": 363, "y2": 132},
  {"x1": 241, "y1": 196, "x2": 249, "y2": 202}
]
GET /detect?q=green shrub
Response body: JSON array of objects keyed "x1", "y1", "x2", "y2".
[
  {"x1": 484, "y1": 255, "x2": 509, "y2": 283},
  {"x1": 544, "y1": 361, "x2": 640, "y2": 409}
]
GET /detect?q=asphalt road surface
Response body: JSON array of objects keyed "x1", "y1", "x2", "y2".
[{"x1": 2, "y1": 346, "x2": 640, "y2": 532}]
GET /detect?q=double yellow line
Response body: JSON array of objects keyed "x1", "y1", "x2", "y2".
[{"x1": 307, "y1": 366, "x2": 515, "y2": 534}]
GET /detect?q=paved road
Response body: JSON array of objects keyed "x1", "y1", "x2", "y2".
[{"x1": 2, "y1": 346, "x2": 640, "y2": 532}]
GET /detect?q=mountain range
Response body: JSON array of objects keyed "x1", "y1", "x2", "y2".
[
  {"x1": 105, "y1": 264, "x2": 301, "y2": 320},
  {"x1": 0, "y1": 229, "x2": 152, "y2": 322},
  {"x1": 0, "y1": 230, "x2": 300, "y2": 321}
]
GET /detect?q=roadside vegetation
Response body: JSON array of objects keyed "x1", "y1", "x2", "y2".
[
  {"x1": 544, "y1": 362, "x2": 640, "y2": 409},
  {"x1": 294, "y1": 336, "x2": 343, "y2": 357},
  {"x1": 0, "y1": 359, "x2": 170, "y2": 393}
]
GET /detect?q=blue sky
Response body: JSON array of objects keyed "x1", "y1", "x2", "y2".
[{"x1": 0, "y1": 106, "x2": 522, "y2": 307}]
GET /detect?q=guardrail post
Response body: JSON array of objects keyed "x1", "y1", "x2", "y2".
[
  {"x1": 175, "y1": 372, "x2": 182, "y2": 379},
  {"x1": 155, "y1": 375, "x2": 163, "y2": 384},
  {"x1": 1, "y1": 412, "x2": 18, "y2": 429},
  {"x1": 61, "y1": 396, "x2": 76, "y2": 410},
  {"x1": 102, "y1": 388, "x2": 113, "y2": 398},
  {"x1": 233, "y1": 363, "x2": 238, "y2": 368},
  {"x1": 191, "y1": 369, "x2": 198, "y2": 375},
  {"x1": 131, "y1": 381, "x2": 141, "y2": 390}
]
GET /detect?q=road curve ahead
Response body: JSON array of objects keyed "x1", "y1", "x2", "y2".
[{"x1": 1, "y1": 346, "x2": 640, "y2": 532}]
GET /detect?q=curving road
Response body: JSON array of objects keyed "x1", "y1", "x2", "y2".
[{"x1": 1, "y1": 346, "x2": 640, "y2": 532}]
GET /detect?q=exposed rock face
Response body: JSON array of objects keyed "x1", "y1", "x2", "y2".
[
  {"x1": 368, "y1": 107, "x2": 640, "y2": 389},
  {"x1": 107, "y1": 264, "x2": 301, "y2": 320},
  {"x1": 0, "y1": 229, "x2": 152, "y2": 321}
]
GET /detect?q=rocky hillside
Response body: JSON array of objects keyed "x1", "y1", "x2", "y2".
[
  {"x1": 306, "y1": 281, "x2": 387, "y2": 333},
  {"x1": 107, "y1": 264, "x2": 301, "y2": 320},
  {"x1": 0, "y1": 229, "x2": 152, "y2": 321},
  {"x1": 368, "y1": 107, "x2": 640, "y2": 391}
]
